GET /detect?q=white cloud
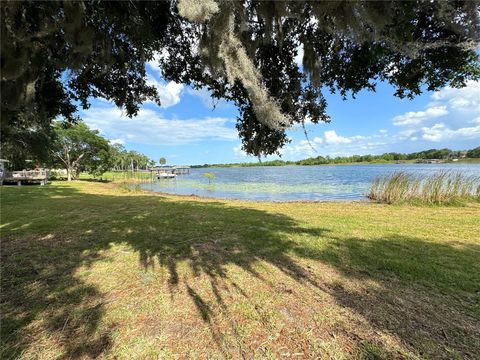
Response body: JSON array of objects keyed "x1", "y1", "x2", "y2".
[
  {"x1": 109, "y1": 138, "x2": 125, "y2": 145},
  {"x1": 289, "y1": 137, "x2": 323, "y2": 154},
  {"x1": 431, "y1": 80, "x2": 480, "y2": 112},
  {"x1": 282, "y1": 138, "x2": 317, "y2": 158},
  {"x1": 396, "y1": 129, "x2": 417, "y2": 139},
  {"x1": 449, "y1": 98, "x2": 472, "y2": 109},
  {"x1": 297, "y1": 139, "x2": 317, "y2": 151},
  {"x1": 82, "y1": 106, "x2": 237, "y2": 145},
  {"x1": 421, "y1": 123, "x2": 480, "y2": 142},
  {"x1": 233, "y1": 145, "x2": 248, "y2": 158},
  {"x1": 144, "y1": 51, "x2": 184, "y2": 108},
  {"x1": 324, "y1": 130, "x2": 352, "y2": 144},
  {"x1": 146, "y1": 77, "x2": 183, "y2": 108},
  {"x1": 282, "y1": 131, "x2": 388, "y2": 159},
  {"x1": 393, "y1": 105, "x2": 448, "y2": 126},
  {"x1": 390, "y1": 80, "x2": 480, "y2": 146}
]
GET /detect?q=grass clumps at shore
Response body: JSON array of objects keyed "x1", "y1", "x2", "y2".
[{"x1": 367, "y1": 171, "x2": 480, "y2": 205}]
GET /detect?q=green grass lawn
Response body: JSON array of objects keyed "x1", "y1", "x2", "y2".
[
  {"x1": 79, "y1": 171, "x2": 153, "y2": 182},
  {"x1": 1, "y1": 181, "x2": 479, "y2": 359}
]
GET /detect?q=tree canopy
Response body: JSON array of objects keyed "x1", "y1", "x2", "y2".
[
  {"x1": 466, "y1": 146, "x2": 480, "y2": 158},
  {"x1": 51, "y1": 122, "x2": 112, "y2": 180},
  {"x1": 2, "y1": 1, "x2": 479, "y2": 160},
  {"x1": 51, "y1": 122, "x2": 154, "y2": 179},
  {"x1": 111, "y1": 144, "x2": 154, "y2": 172}
]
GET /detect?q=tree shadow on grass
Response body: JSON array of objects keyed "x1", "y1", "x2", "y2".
[
  {"x1": 1, "y1": 184, "x2": 479, "y2": 358},
  {"x1": 1, "y1": 185, "x2": 325, "y2": 358},
  {"x1": 302, "y1": 235, "x2": 480, "y2": 358}
]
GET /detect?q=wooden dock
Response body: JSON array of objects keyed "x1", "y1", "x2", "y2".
[
  {"x1": 1, "y1": 169, "x2": 49, "y2": 185},
  {"x1": 148, "y1": 166, "x2": 191, "y2": 176}
]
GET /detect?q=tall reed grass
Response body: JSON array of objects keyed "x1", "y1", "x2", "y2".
[{"x1": 367, "y1": 171, "x2": 480, "y2": 205}]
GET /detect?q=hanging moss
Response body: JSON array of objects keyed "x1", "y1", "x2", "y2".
[
  {"x1": 178, "y1": 0, "x2": 289, "y2": 130},
  {"x1": 218, "y1": 10, "x2": 290, "y2": 130},
  {"x1": 177, "y1": 0, "x2": 219, "y2": 23}
]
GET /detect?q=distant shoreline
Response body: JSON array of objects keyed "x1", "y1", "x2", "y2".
[{"x1": 192, "y1": 158, "x2": 480, "y2": 168}]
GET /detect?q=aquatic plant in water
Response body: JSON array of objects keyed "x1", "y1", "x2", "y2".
[{"x1": 202, "y1": 172, "x2": 216, "y2": 184}]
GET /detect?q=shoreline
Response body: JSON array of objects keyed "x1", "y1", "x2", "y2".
[
  {"x1": 106, "y1": 181, "x2": 478, "y2": 207},
  {"x1": 132, "y1": 183, "x2": 372, "y2": 205},
  {"x1": 191, "y1": 158, "x2": 480, "y2": 169}
]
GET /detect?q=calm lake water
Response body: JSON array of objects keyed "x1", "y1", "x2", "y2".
[{"x1": 140, "y1": 163, "x2": 480, "y2": 202}]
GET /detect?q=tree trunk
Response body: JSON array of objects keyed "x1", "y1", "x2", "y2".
[{"x1": 67, "y1": 167, "x2": 72, "y2": 181}]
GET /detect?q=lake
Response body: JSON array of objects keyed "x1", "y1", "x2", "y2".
[{"x1": 140, "y1": 163, "x2": 480, "y2": 201}]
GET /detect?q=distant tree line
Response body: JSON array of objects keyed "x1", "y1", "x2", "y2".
[
  {"x1": 3, "y1": 121, "x2": 154, "y2": 180},
  {"x1": 297, "y1": 148, "x2": 480, "y2": 165},
  {"x1": 110, "y1": 144, "x2": 155, "y2": 172},
  {"x1": 192, "y1": 147, "x2": 480, "y2": 168}
]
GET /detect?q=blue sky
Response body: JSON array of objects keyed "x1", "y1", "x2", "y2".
[{"x1": 80, "y1": 56, "x2": 480, "y2": 165}]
